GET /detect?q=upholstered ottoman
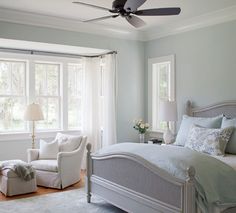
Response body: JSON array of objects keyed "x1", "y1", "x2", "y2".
[{"x1": 0, "y1": 161, "x2": 37, "y2": 196}]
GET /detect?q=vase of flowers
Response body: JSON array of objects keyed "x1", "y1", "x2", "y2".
[{"x1": 133, "y1": 119, "x2": 149, "y2": 143}]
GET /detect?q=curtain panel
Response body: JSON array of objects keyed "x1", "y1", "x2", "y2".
[{"x1": 81, "y1": 53, "x2": 117, "y2": 168}]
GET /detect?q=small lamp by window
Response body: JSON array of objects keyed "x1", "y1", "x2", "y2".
[
  {"x1": 159, "y1": 101, "x2": 177, "y2": 144},
  {"x1": 24, "y1": 103, "x2": 44, "y2": 149}
]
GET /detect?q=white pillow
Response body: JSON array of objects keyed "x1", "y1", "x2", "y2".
[
  {"x1": 185, "y1": 125, "x2": 233, "y2": 156},
  {"x1": 55, "y1": 133, "x2": 82, "y2": 152},
  {"x1": 174, "y1": 115, "x2": 223, "y2": 146},
  {"x1": 39, "y1": 139, "x2": 59, "y2": 159}
]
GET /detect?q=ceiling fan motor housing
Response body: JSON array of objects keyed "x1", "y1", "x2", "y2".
[
  {"x1": 112, "y1": 0, "x2": 132, "y2": 17},
  {"x1": 112, "y1": 0, "x2": 128, "y2": 10}
]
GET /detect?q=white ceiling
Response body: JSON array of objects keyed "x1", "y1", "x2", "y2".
[{"x1": 0, "y1": 0, "x2": 236, "y2": 40}]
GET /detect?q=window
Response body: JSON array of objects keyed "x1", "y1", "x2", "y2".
[
  {"x1": 0, "y1": 52, "x2": 109, "y2": 136},
  {"x1": 148, "y1": 55, "x2": 175, "y2": 132},
  {"x1": 68, "y1": 63, "x2": 84, "y2": 130},
  {"x1": 0, "y1": 59, "x2": 27, "y2": 132},
  {"x1": 35, "y1": 62, "x2": 61, "y2": 130},
  {"x1": 0, "y1": 52, "x2": 108, "y2": 136}
]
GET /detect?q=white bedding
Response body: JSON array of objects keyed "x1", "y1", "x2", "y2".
[{"x1": 213, "y1": 154, "x2": 236, "y2": 170}]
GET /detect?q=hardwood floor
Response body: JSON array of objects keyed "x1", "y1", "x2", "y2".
[{"x1": 0, "y1": 170, "x2": 85, "y2": 201}]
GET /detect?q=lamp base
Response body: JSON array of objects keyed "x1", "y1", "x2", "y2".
[{"x1": 163, "y1": 128, "x2": 175, "y2": 144}]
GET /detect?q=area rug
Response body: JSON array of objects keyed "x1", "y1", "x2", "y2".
[{"x1": 0, "y1": 188, "x2": 126, "y2": 213}]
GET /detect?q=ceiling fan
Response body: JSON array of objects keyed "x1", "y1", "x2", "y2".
[{"x1": 73, "y1": 0, "x2": 181, "y2": 28}]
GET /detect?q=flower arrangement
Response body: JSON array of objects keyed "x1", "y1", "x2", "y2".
[{"x1": 133, "y1": 119, "x2": 149, "y2": 134}]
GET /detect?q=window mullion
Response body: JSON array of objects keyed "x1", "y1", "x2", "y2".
[
  {"x1": 28, "y1": 60, "x2": 35, "y2": 103},
  {"x1": 62, "y1": 63, "x2": 68, "y2": 131},
  {"x1": 28, "y1": 59, "x2": 35, "y2": 132}
]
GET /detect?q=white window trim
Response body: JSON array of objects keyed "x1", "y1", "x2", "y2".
[
  {"x1": 148, "y1": 55, "x2": 176, "y2": 134},
  {"x1": 0, "y1": 130, "x2": 82, "y2": 142},
  {"x1": 0, "y1": 52, "x2": 83, "y2": 141}
]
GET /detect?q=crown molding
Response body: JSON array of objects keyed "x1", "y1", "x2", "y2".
[
  {"x1": 0, "y1": 5, "x2": 236, "y2": 42},
  {"x1": 0, "y1": 7, "x2": 144, "y2": 41},
  {"x1": 143, "y1": 5, "x2": 236, "y2": 41}
]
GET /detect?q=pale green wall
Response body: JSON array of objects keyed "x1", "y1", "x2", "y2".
[
  {"x1": 0, "y1": 21, "x2": 145, "y2": 160},
  {"x1": 1, "y1": 19, "x2": 236, "y2": 160},
  {"x1": 145, "y1": 20, "x2": 236, "y2": 126}
]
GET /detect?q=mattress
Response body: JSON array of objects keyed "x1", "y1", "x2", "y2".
[{"x1": 213, "y1": 154, "x2": 236, "y2": 170}]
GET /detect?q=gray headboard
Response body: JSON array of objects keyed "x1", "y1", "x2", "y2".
[{"x1": 186, "y1": 100, "x2": 236, "y2": 118}]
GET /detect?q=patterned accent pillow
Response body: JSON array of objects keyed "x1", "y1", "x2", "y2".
[
  {"x1": 185, "y1": 125, "x2": 234, "y2": 156},
  {"x1": 174, "y1": 115, "x2": 223, "y2": 146}
]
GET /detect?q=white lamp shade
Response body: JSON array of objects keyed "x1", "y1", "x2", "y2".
[
  {"x1": 24, "y1": 103, "x2": 44, "y2": 121},
  {"x1": 159, "y1": 101, "x2": 177, "y2": 122}
]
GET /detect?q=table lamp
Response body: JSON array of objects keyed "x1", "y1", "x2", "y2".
[
  {"x1": 24, "y1": 103, "x2": 44, "y2": 149},
  {"x1": 159, "y1": 101, "x2": 177, "y2": 144}
]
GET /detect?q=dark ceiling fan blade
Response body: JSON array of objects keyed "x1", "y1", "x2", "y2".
[
  {"x1": 124, "y1": 0, "x2": 147, "y2": 12},
  {"x1": 134, "y1": 7, "x2": 181, "y2": 16},
  {"x1": 73, "y1": 1, "x2": 111, "y2": 12},
  {"x1": 125, "y1": 15, "x2": 146, "y2": 28},
  {"x1": 83, "y1": 15, "x2": 119, "y2": 23}
]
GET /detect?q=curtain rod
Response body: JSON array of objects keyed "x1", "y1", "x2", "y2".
[{"x1": 0, "y1": 47, "x2": 117, "y2": 59}]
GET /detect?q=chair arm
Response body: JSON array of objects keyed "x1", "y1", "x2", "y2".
[
  {"x1": 27, "y1": 149, "x2": 39, "y2": 163},
  {"x1": 57, "y1": 144, "x2": 85, "y2": 170},
  {"x1": 57, "y1": 140, "x2": 86, "y2": 188}
]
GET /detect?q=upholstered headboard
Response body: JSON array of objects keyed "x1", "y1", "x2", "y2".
[{"x1": 186, "y1": 100, "x2": 236, "y2": 118}]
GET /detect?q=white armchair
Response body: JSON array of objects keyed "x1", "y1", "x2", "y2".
[{"x1": 27, "y1": 136, "x2": 87, "y2": 189}]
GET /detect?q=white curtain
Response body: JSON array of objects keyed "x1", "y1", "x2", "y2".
[
  {"x1": 81, "y1": 54, "x2": 117, "y2": 168},
  {"x1": 102, "y1": 54, "x2": 117, "y2": 147}
]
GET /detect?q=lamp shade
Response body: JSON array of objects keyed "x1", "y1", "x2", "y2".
[
  {"x1": 24, "y1": 103, "x2": 44, "y2": 121},
  {"x1": 159, "y1": 101, "x2": 177, "y2": 122}
]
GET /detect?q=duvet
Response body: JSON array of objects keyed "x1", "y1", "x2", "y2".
[{"x1": 96, "y1": 143, "x2": 236, "y2": 212}]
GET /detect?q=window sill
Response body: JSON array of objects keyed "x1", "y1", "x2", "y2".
[{"x1": 0, "y1": 130, "x2": 82, "y2": 142}]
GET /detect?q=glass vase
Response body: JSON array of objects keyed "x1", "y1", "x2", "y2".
[{"x1": 139, "y1": 133, "x2": 145, "y2": 143}]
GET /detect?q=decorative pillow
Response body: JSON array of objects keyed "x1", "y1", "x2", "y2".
[
  {"x1": 221, "y1": 117, "x2": 236, "y2": 154},
  {"x1": 185, "y1": 125, "x2": 233, "y2": 156},
  {"x1": 174, "y1": 115, "x2": 223, "y2": 146},
  {"x1": 39, "y1": 139, "x2": 59, "y2": 159},
  {"x1": 55, "y1": 133, "x2": 82, "y2": 152},
  {"x1": 55, "y1": 133, "x2": 70, "y2": 143}
]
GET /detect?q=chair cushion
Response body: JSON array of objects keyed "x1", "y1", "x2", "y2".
[
  {"x1": 31, "y1": 160, "x2": 58, "y2": 172},
  {"x1": 56, "y1": 133, "x2": 82, "y2": 152}
]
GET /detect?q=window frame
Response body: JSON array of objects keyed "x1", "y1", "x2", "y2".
[
  {"x1": 148, "y1": 55, "x2": 176, "y2": 134},
  {"x1": 0, "y1": 57, "x2": 28, "y2": 133},
  {"x1": 0, "y1": 52, "x2": 83, "y2": 140}
]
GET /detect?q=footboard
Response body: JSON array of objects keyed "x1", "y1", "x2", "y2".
[{"x1": 86, "y1": 144, "x2": 196, "y2": 213}]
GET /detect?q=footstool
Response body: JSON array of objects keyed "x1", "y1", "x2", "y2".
[{"x1": 0, "y1": 161, "x2": 37, "y2": 196}]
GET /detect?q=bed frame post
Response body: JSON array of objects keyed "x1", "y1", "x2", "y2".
[
  {"x1": 184, "y1": 166, "x2": 196, "y2": 213},
  {"x1": 86, "y1": 143, "x2": 92, "y2": 203}
]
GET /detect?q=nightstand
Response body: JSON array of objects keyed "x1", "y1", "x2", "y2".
[{"x1": 144, "y1": 138, "x2": 163, "y2": 145}]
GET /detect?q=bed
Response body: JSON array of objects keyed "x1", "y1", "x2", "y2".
[{"x1": 86, "y1": 100, "x2": 236, "y2": 213}]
